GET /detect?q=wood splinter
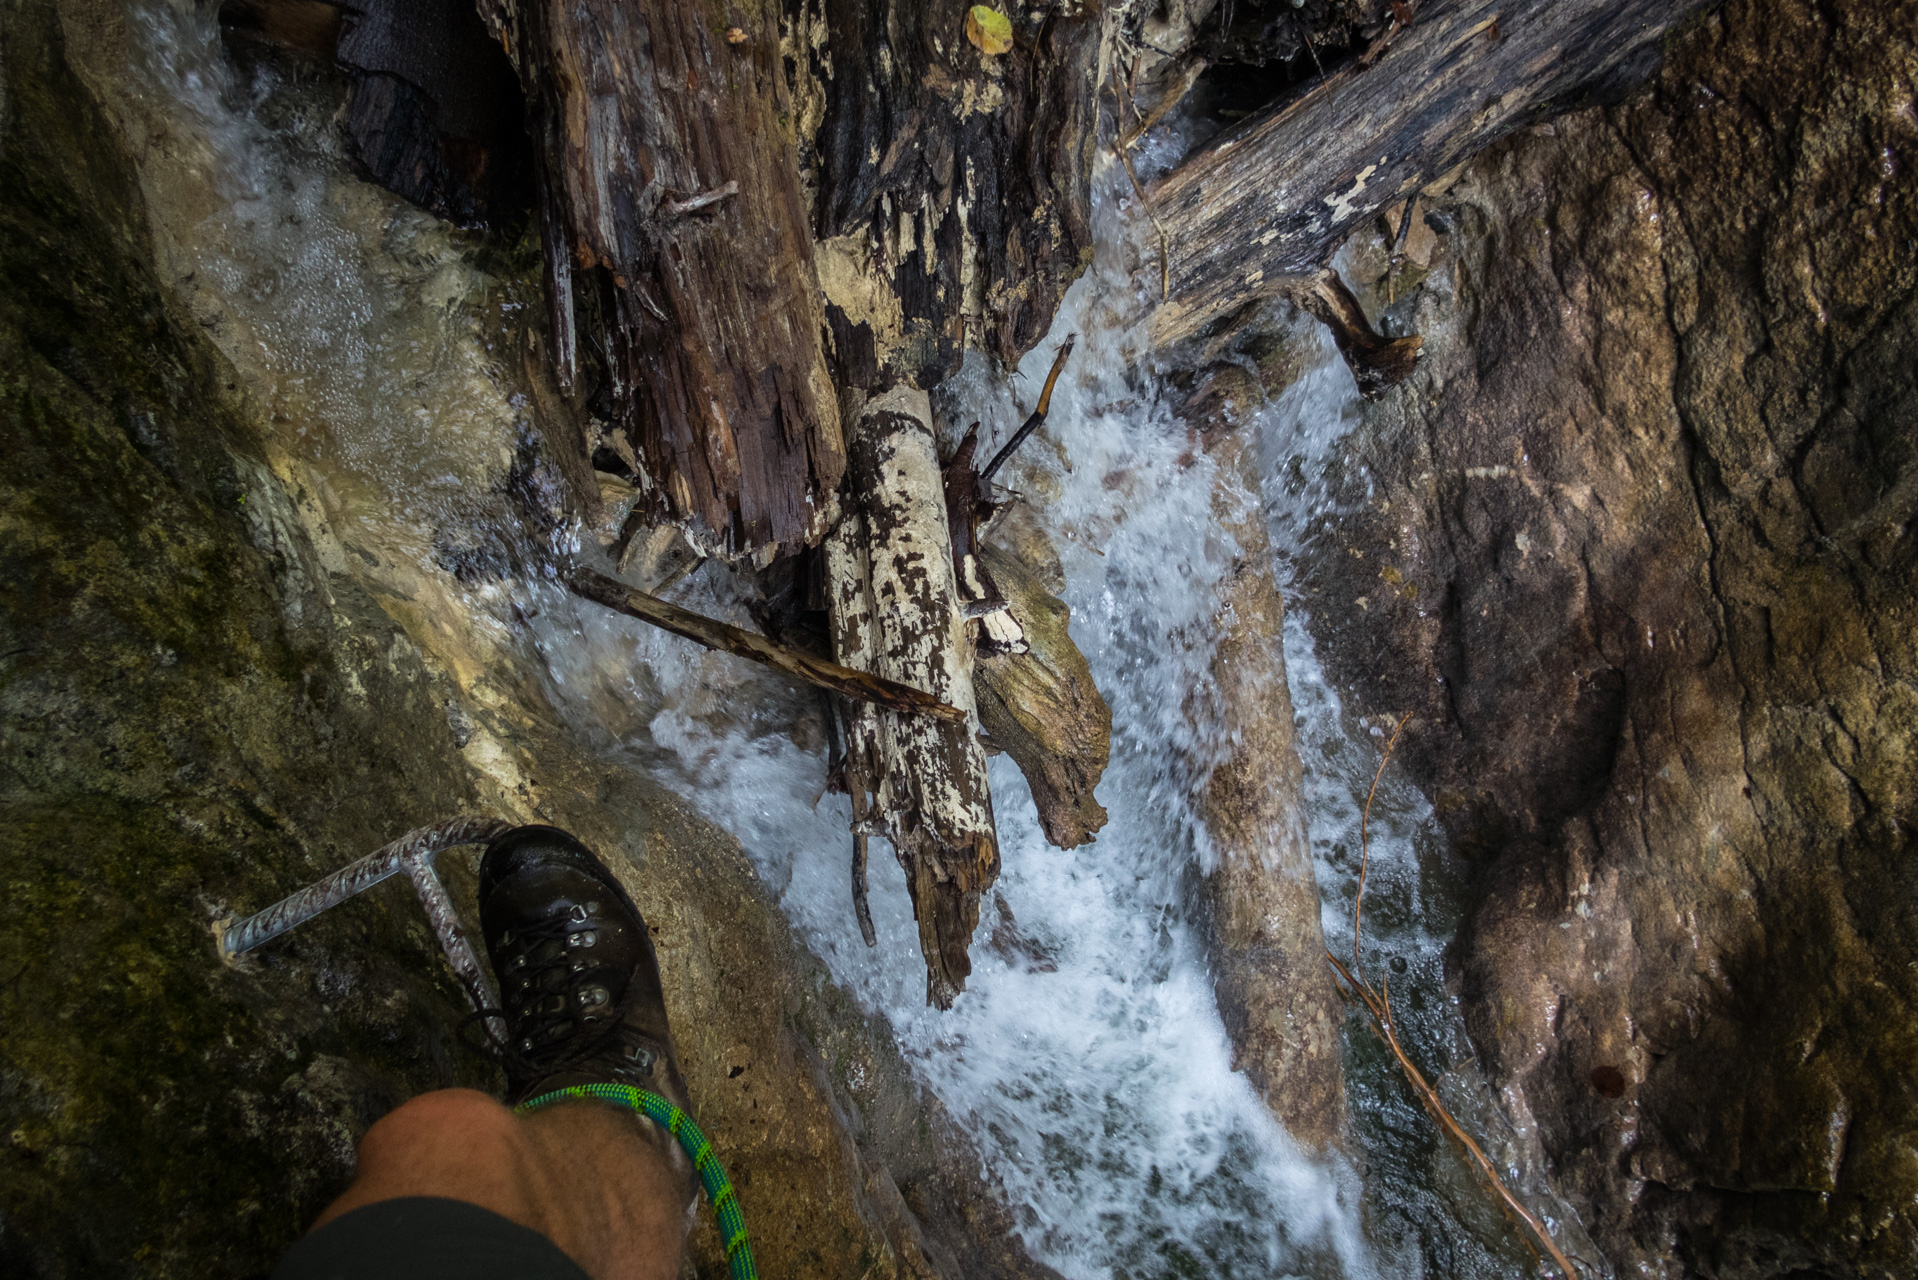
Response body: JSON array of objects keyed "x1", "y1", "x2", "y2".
[
  {"x1": 942, "y1": 337, "x2": 1077, "y2": 655},
  {"x1": 566, "y1": 567, "x2": 965, "y2": 722}
]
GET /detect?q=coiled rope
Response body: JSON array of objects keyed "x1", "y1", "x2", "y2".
[{"x1": 515, "y1": 1083, "x2": 756, "y2": 1280}]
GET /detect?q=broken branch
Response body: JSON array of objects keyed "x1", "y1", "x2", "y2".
[
  {"x1": 979, "y1": 337, "x2": 1077, "y2": 484},
  {"x1": 566, "y1": 567, "x2": 965, "y2": 723},
  {"x1": 1328, "y1": 712, "x2": 1582, "y2": 1278}
]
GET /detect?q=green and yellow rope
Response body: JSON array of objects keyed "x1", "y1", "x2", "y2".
[{"x1": 516, "y1": 1083, "x2": 755, "y2": 1280}]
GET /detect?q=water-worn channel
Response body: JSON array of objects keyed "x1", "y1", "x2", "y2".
[{"x1": 125, "y1": 7, "x2": 1590, "y2": 1275}]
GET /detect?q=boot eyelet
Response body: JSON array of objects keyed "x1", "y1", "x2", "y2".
[
  {"x1": 567, "y1": 930, "x2": 597, "y2": 948},
  {"x1": 578, "y1": 985, "x2": 610, "y2": 1008}
]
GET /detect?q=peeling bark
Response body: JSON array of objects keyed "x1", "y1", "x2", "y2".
[
  {"x1": 788, "y1": 0, "x2": 1102, "y2": 389},
  {"x1": 479, "y1": 0, "x2": 844, "y2": 562},
  {"x1": 825, "y1": 388, "x2": 998, "y2": 1007}
]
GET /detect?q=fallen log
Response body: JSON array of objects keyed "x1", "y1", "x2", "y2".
[
  {"x1": 973, "y1": 543, "x2": 1111, "y2": 850},
  {"x1": 1193, "y1": 428, "x2": 1348, "y2": 1153},
  {"x1": 788, "y1": 0, "x2": 1101, "y2": 390},
  {"x1": 477, "y1": 0, "x2": 843, "y2": 562},
  {"x1": 1147, "y1": 0, "x2": 1710, "y2": 347},
  {"x1": 566, "y1": 567, "x2": 964, "y2": 723},
  {"x1": 824, "y1": 388, "x2": 998, "y2": 1007}
]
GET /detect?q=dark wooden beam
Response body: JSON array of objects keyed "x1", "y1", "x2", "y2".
[{"x1": 479, "y1": 0, "x2": 844, "y2": 563}]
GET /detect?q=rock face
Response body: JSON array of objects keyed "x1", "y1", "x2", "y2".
[
  {"x1": 1294, "y1": 0, "x2": 1918, "y2": 1273},
  {"x1": 0, "y1": 4, "x2": 1058, "y2": 1277}
]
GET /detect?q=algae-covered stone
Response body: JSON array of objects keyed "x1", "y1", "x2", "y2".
[
  {"x1": 0, "y1": 5, "x2": 1066, "y2": 1278},
  {"x1": 0, "y1": 7, "x2": 495, "y2": 1273}
]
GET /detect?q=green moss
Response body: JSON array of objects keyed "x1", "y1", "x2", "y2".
[{"x1": 0, "y1": 5, "x2": 497, "y2": 1274}]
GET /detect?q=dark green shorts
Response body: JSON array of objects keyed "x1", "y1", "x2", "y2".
[{"x1": 272, "y1": 1197, "x2": 589, "y2": 1280}]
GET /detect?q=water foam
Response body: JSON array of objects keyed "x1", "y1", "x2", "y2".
[{"x1": 117, "y1": 8, "x2": 1567, "y2": 1273}]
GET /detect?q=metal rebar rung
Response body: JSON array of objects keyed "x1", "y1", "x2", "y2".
[{"x1": 217, "y1": 816, "x2": 512, "y2": 1035}]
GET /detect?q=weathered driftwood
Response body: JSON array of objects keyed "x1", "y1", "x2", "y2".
[
  {"x1": 825, "y1": 388, "x2": 998, "y2": 1007},
  {"x1": 567, "y1": 567, "x2": 963, "y2": 723},
  {"x1": 974, "y1": 544, "x2": 1111, "y2": 850},
  {"x1": 477, "y1": 0, "x2": 843, "y2": 562},
  {"x1": 1285, "y1": 269, "x2": 1423, "y2": 398},
  {"x1": 1147, "y1": 0, "x2": 1710, "y2": 347}
]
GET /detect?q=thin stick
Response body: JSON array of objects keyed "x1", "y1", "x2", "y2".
[
  {"x1": 1104, "y1": 67, "x2": 1172, "y2": 301},
  {"x1": 1328, "y1": 713, "x2": 1582, "y2": 1279},
  {"x1": 567, "y1": 567, "x2": 966, "y2": 722},
  {"x1": 1117, "y1": 141, "x2": 1171, "y2": 302},
  {"x1": 979, "y1": 337, "x2": 1076, "y2": 483},
  {"x1": 1354, "y1": 710, "x2": 1411, "y2": 977}
]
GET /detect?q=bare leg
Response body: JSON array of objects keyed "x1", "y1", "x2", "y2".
[{"x1": 311, "y1": 1089, "x2": 694, "y2": 1280}]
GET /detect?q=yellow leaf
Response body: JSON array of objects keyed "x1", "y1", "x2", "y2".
[{"x1": 965, "y1": 5, "x2": 1014, "y2": 56}]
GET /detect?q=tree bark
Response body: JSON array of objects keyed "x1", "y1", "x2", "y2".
[
  {"x1": 788, "y1": 0, "x2": 1102, "y2": 390},
  {"x1": 974, "y1": 544, "x2": 1110, "y2": 849},
  {"x1": 1147, "y1": 0, "x2": 1711, "y2": 347},
  {"x1": 478, "y1": 0, "x2": 844, "y2": 562},
  {"x1": 825, "y1": 388, "x2": 998, "y2": 1007}
]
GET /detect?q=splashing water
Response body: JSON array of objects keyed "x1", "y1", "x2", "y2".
[
  {"x1": 535, "y1": 166, "x2": 1384, "y2": 1276},
  {"x1": 115, "y1": 7, "x2": 1598, "y2": 1276}
]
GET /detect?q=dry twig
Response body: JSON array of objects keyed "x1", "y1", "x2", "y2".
[
  {"x1": 568, "y1": 567, "x2": 965, "y2": 723},
  {"x1": 1327, "y1": 712, "x2": 1581, "y2": 1279},
  {"x1": 1104, "y1": 66, "x2": 1170, "y2": 301}
]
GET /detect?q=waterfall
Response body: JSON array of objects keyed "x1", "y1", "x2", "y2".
[{"x1": 119, "y1": 5, "x2": 1585, "y2": 1275}]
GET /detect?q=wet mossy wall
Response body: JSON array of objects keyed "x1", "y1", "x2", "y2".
[{"x1": 0, "y1": 3, "x2": 499, "y2": 1273}]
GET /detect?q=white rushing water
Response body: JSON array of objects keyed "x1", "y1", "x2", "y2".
[
  {"x1": 543, "y1": 162, "x2": 1388, "y2": 1276},
  {"x1": 120, "y1": 8, "x2": 1590, "y2": 1275}
]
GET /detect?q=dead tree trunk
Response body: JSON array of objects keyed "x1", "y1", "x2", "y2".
[
  {"x1": 787, "y1": 0, "x2": 1102, "y2": 390},
  {"x1": 477, "y1": 0, "x2": 843, "y2": 562},
  {"x1": 1147, "y1": 0, "x2": 1711, "y2": 347},
  {"x1": 825, "y1": 388, "x2": 998, "y2": 1008}
]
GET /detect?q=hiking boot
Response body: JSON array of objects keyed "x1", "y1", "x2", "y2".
[{"x1": 477, "y1": 824, "x2": 691, "y2": 1114}]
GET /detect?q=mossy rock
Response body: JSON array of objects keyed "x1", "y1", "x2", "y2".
[{"x1": 0, "y1": 5, "x2": 496, "y2": 1274}]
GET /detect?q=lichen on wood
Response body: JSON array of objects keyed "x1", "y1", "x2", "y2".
[{"x1": 824, "y1": 388, "x2": 999, "y2": 1007}]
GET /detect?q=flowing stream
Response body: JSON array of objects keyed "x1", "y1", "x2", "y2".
[{"x1": 121, "y1": 8, "x2": 1592, "y2": 1276}]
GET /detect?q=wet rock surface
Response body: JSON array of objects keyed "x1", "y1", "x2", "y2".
[
  {"x1": 1296, "y1": 0, "x2": 1918, "y2": 1273},
  {"x1": 0, "y1": 4, "x2": 1060, "y2": 1276}
]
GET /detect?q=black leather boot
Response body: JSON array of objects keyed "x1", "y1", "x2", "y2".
[{"x1": 476, "y1": 825, "x2": 692, "y2": 1114}]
